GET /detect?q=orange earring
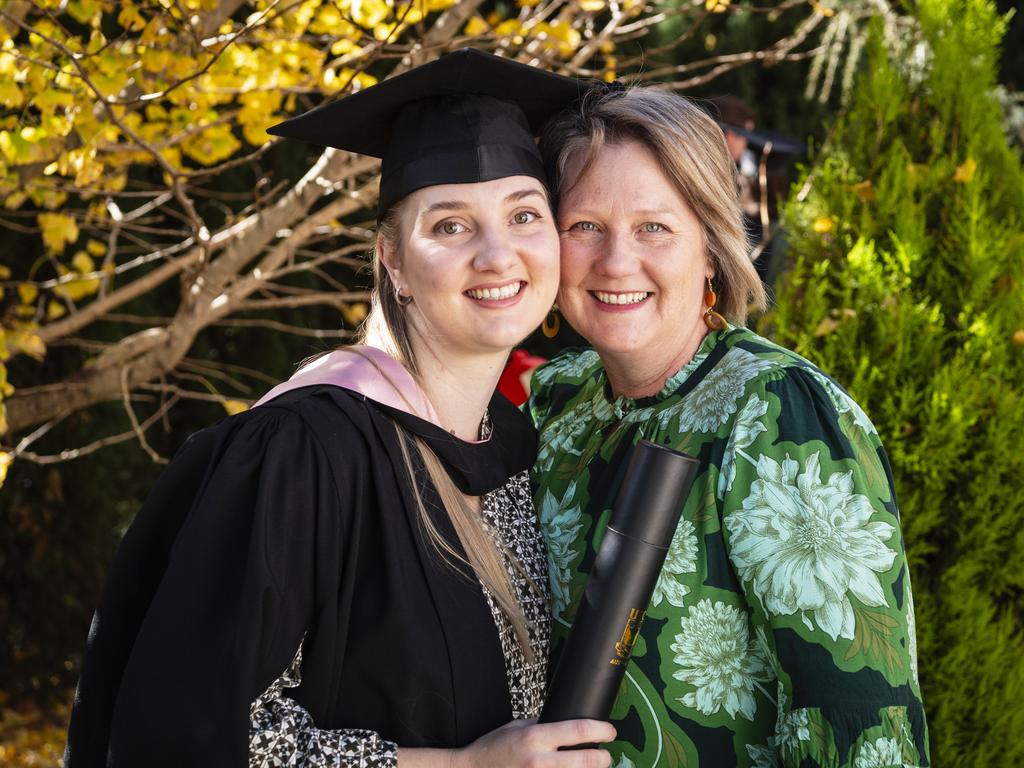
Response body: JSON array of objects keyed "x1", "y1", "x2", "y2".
[
  {"x1": 703, "y1": 277, "x2": 728, "y2": 331},
  {"x1": 542, "y1": 307, "x2": 560, "y2": 338}
]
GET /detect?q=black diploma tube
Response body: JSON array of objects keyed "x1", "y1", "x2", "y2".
[{"x1": 540, "y1": 440, "x2": 699, "y2": 727}]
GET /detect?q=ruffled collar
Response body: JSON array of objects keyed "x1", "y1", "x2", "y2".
[{"x1": 597, "y1": 327, "x2": 732, "y2": 418}]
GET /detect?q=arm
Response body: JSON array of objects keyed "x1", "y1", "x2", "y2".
[
  {"x1": 73, "y1": 408, "x2": 325, "y2": 767},
  {"x1": 251, "y1": 641, "x2": 616, "y2": 768},
  {"x1": 719, "y1": 371, "x2": 929, "y2": 767},
  {"x1": 250, "y1": 640, "x2": 398, "y2": 768}
]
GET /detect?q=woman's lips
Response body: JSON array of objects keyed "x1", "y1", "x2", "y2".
[
  {"x1": 464, "y1": 280, "x2": 526, "y2": 307},
  {"x1": 589, "y1": 290, "x2": 651, "y2": 311}
]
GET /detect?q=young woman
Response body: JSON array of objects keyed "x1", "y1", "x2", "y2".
[{"x1": 64, "y1": 50, "x2": 614, "y2": 768}]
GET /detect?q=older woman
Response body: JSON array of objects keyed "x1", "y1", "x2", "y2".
[{"x1": 528, "y1": 88, "x2": 929, "y2": 767}]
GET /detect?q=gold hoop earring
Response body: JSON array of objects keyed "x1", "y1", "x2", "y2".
[
  {"x1": 394, "y1": 284, "x2": 412, "y2": 307},
  {"x1": 542, "y1": 307, "x2": 560, "y2": 338},
  {"x1": 703, "y1": 276, "x2": 728, "y2": 331}
]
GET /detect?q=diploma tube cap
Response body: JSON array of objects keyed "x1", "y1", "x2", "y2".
[
  {"x1": 266, "y1": 48, "x2": 588, "y2": 217},
  {"x1": 610, "y1": 441, "x2": 700, "y2": 548}
]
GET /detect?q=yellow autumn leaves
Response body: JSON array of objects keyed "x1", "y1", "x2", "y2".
[{"x1": 0, "y1": 0, "x2": 412, "y2": 210}]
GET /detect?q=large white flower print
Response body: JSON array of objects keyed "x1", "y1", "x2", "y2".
[
  {"x1": 539, "y1": 483, "x2": 583, "y2": 617},
  {"x1": 718, "y1": 393, "x2": 770, "y2": 499},
  {"x1": 853, "y1": 737, "x2": 902, "y2": 768},
  {"x1": 665, "y1": 349, "x2": 774, "y2": 434},
  {"x1": 725, "y1": 452, "x2": 897, "y2": 641},
  {"x1": 535, "y1": 393, "x2": 613, "y2": 473},
  {"x1": 670, "y1": 599, "x2": 772, "y2": 720},
  {"x1": 532, "y1": 349, "x2": 600, "y2": 388},
  {"x1": 651, "y1": 519, "x2": 698, "y2": 608}
]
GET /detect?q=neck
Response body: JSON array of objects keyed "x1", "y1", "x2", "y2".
[
  {"x1": 604, "y1": 322, "x2": 709, "y2": 400},
  {"x1": 407, "y1": 337, "x2": 507, "y2": 442}
]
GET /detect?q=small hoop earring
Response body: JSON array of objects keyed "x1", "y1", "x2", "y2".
[
  {"x1": 394, "y1": 285, "x2": 412, "y2": 307},
  {"x1": 703, "y1": 276, "x2": 728, "y2": 331},
  {"x1": 542, "y1": 307, "x2": 560, "y2": 338}
]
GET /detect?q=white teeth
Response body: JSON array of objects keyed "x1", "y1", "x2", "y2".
[
  {"x1": 594, "y1": 291, "x2": 649, "y2": 305},
  {"x1": 466, "y1": 282, "x2": 523, "y2": 301}
]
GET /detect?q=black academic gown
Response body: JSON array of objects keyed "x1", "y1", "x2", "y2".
[{"x1": 64, "y1": 385, "x2": 537, "y2": 767}]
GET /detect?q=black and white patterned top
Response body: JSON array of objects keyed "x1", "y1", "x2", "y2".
[{"x1": 249, "y1": 459, "x2": 551, "y2": 768}]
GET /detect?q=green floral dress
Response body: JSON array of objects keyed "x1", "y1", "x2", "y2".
[{"x1": 527, "y1": 326, "x2": 929, "y2": 768}]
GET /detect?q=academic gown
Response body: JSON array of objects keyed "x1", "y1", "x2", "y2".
[{"x1": 64, "y1": 384, "x2": 537, "y2": 767}]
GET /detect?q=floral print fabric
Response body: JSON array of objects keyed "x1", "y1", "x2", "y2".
[{"x1": 528, "y1": 327, "x2": 929, "y2": 768}]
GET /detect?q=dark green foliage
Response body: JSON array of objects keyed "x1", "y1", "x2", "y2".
[{"x1": 758, "y1": 1, "x2": 1024, "y2": 764}]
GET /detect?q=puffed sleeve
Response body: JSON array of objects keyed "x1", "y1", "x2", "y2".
[
  {"x1": 65, "y1": 405, "x2": 341, "y2": 767},
  {"x1": 718, "y1": 367, "x2": 930, "y2": 767}
]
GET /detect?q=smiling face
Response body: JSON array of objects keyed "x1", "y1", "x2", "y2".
[
  {"x1": 381, "y1": 175, "x2": 560, "y2": 361},
  {"x1": 556, "y1": 139, "x2": 711, "y2": 383}
]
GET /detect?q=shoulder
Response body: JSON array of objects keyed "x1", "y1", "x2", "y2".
[
  {"x1": 716, "y1": 328, "x2": 874, "y2": 428},
  {"x1": 531, "y1": 347, "x2": 602, "y2": 390},
  {"x1": 527, "y1": 347, "x2": 603, "y2": 428},
  {"x1": 182, "y1": 385, "x2": 378, "y2": 473}
]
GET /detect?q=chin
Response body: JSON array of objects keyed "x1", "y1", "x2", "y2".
[
  {"x1": 471, "y1": 327, "x2": 535, "y2": 353},
  {"x1": 580, "y1": 324, "x2": 648, "y2": 357}
]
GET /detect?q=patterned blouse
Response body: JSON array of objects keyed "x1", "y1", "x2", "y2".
[
  {"x1": 527, "y1": 326, "x2": 930, "y2": 768},
  {"x1": 249, "y1": 464, "x2": 551, "y2": 768}
]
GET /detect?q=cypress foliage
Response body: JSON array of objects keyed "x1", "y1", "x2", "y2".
[{"x1": 759, "y1": 1, "x2": 1024, "y2": 765}]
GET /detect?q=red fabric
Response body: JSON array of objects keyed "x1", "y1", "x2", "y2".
[{"x1": 498, "y1": 349, "x2": 547, "y2": 407}]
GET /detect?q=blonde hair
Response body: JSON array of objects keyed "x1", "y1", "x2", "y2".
[
  {"x1": 540, "y1": 86, "x2": 767, "y2": 322},
  {"x1": 356, "y1": 205, "x2": 535, "y2": 657}
]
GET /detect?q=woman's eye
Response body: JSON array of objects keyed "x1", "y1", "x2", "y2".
[
  {"x1": 511, "y1": 210, "x2": 538, "y2": 225},
  {"x1": 570, "y1": 221, "x2": 598, "y2": 232},
  {"x1": 437, "y1": 220, "x2": 467, "y2": 235},
  {"x1": 641, "y1": 222, "x2": 666, "y2": 233}
]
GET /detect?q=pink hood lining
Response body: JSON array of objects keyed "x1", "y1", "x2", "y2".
[
  {"x1": 254, "y1": 346, "x2": 490, "y2": 442},
  {"x1": 253, "y1": 346, "x2": 440, "y2": 423}
]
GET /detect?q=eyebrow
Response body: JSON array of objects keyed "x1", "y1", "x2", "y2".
[{"x1": 421, "y1": 188, "x2": 547, "y2": 216}]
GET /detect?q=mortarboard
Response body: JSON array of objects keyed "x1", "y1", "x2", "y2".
[
  {"x1": 718, "y1": 121, "x2": 806, "y2": 157},
  {"x1": 267, "y1": 48, "x2": 588, "y2": 216}
]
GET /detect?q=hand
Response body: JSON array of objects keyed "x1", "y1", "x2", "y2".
[{"x1": 454, "y1": 718, "x2": 617, "y2": 768}]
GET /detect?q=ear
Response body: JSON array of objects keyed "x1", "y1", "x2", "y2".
[{"x1": 377, "y1": 232, "x2": 403, "y2": 287}]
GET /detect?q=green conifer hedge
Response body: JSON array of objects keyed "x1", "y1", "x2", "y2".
[{"x1": 760, "y1": 1, "x2": 1024, "y2": 764}]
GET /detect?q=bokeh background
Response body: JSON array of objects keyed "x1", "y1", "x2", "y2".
[{"x1": 1, "y1": 0, "x2": 1022, "y2": 764}]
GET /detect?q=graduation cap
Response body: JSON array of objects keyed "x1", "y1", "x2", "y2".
[
  {"x1": 268, "y1": 48, "x2": 589, "y2": 217},
  {"x1": 718, "y1": 121, "x2": 806, "y2": 157}
]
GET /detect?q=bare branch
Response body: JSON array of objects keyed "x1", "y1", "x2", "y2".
[
  {"x1": 7, "y1": 394, "x2": 181, "y2": 465},
  {"x1": 214, "y1": 317, "x2": 356, "y2": 339},
  {"x1": 122, "y1": 365, "x2": 167, "y2": 464}
]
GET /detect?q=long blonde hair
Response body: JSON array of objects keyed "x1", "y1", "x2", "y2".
[
  {"x1": 540, "y1": 86, "x2": 767, "y2": 322},
  {"x1": 357, "y1": 205, "x2": 535, "y2": 657}
]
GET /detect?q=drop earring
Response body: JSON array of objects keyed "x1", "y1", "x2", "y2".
[
  {"x1": 542, "y1": 307, "x2": 561, "y2": 338},
  {"x1": 703, "y1": 277, "x2": 728, "y2": 331}
]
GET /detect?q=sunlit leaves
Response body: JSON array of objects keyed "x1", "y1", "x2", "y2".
[
  {"x1": 182, "y1": 123, "x2": 242, "y2": 165},
  {"x1": 0, "y1": 451, "x2": 12, "y2": 486},
  {"x1": 53, "y1": 255, "x2": 102, "y2": 302},
  {"x1": 463, "y1": 16, "x2": 584, "y2": 59},
  {"x1": 37, "y1": 213, "x2": 79, "y2": 253},
  {"x1": 4, "y1": 323, "x2": 46, "y2": 361}
]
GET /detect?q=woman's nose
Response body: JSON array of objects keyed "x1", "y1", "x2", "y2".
[
  {"x1": 473, "y1": 229, "x2": 519, "y2": 273},
  {"x1": 593, "y1": 229, "x2": 641, "y2": 278}
]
